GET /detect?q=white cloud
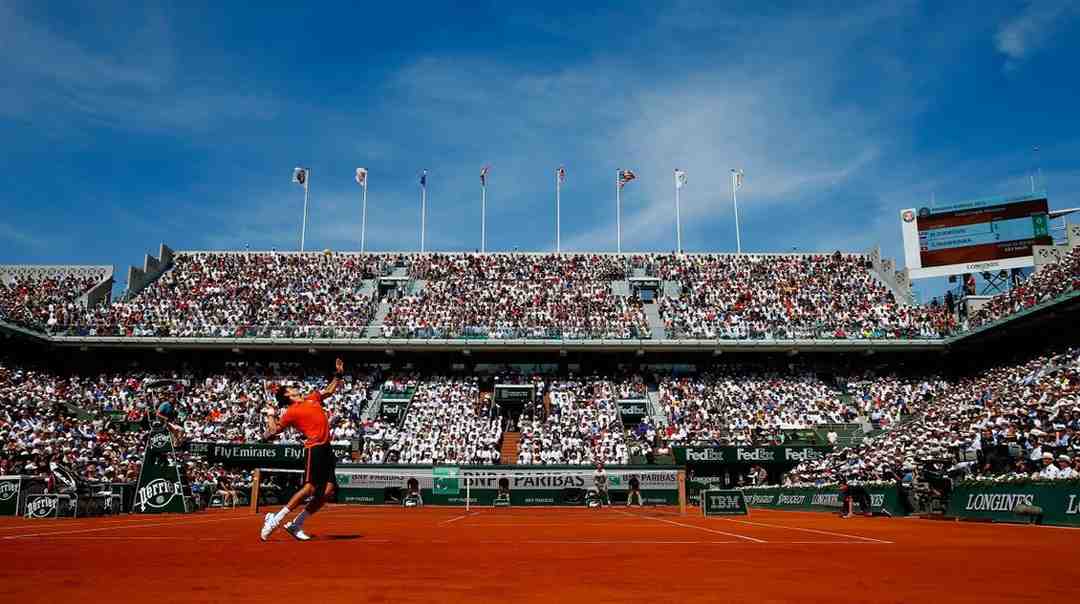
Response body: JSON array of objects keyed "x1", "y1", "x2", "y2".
[
  {"x1": 995, "y1": 1, "x2": 1079, "y2": 68},
  {"x1": 0, "y1": 3, "x2": 279, "y2": 134}
]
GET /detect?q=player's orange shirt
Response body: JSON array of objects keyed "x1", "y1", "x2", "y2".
[{"x1": 278, "y1": 391, "x2": 330, "y2": 448}]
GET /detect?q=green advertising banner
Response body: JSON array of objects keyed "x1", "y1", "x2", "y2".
[
  {"x1": 946, "y1": 480, "x2": 1080, "y2": 527},
  {"x1": 196, "y1": 442, "x2": 351, "y2": 469},
  {"x1": 702, "y1": 489, "x2": 749, "y2": 516},
  {"x1": 674, "y1": 446, "x2": 833, "y2": 466},
  {"x1": 335, "y1": 465, "x2": 681, "y2": 507},
  {"x1": 617, "y1": 400, "x2": 648, "y2": 425},
  {"x1": 739, "y1": 485, "x2": 908, "y2": 517},
  {"x1": 0, "y1": 476, "x2": 24, "y2": 516},
  {"x1": 134, "y1": 431, "x2": 189, "y2": 514}
]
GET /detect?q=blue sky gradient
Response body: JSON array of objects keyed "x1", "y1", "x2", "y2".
[{"x1": 1, "y1": 1, "x2": 1079, "y2": 300}]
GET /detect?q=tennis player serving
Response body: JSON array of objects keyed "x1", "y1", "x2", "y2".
[{"x1": 259, "y1": 357, "x2": 345, "y2": 542}]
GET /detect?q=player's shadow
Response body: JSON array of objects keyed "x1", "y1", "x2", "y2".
[{"x1": 323, "y1": 534, "x2": 362, "y2": 541}]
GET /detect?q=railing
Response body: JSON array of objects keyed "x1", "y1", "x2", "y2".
[{"x1": 28, "y1": 321, "x2": 951, "y2": 341}]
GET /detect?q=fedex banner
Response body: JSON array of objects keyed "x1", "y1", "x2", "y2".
[{"x1": 674, "y1": 446, "x2": 832, "y2": 466}]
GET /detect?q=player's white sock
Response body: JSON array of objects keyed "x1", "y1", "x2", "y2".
[
  {"x1": 272, "y1": 507, "x2": 291, "y2": 524},
  {"x1": 292, "y1": 510, "x2": 309, "y2": 529}
]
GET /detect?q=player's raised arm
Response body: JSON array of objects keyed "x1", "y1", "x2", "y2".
[{"x1": 321, "y1": 358, "x2": 345, "y2": 398}]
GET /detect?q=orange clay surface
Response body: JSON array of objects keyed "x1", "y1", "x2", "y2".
[{"x1": 1, "y1": 505, "x2": 1077, "y2": 603}]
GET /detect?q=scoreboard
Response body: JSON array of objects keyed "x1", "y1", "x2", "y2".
[{"x1": 900, "y1": 193, "x2": 1051, "y2": 279}]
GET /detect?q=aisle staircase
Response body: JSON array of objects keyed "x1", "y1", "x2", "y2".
[
  {"x1": 365, "y1": 299, "x2": 391, "y2": 337},
  {"x1": 500, "y1": 432, "x2": 521, "y2": 465},
  {"x1": 814, "y1": 423, "x2": 865, "y2": 448},
  {"x1": 643, "y1": 303, "x2": 667, "y2": 339}
]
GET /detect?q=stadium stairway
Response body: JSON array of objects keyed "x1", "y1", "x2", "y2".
[
  {"x1": 500, "y1": 432, "x2": 521, "y2": 464},
  {"x1": 365, "y1": 299, "x2": 392, "y2": 337},
  {"x1": 814, "y1": 423, "x2": 865, "y2": 448},
  {"x1": 643, "y1": 303, "x2": 667, "y2": 339}
]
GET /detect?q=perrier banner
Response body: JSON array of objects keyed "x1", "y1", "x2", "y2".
[
  {"x1": 134, "y1": 431, "x2": 189, "y2": 514},
  {"x1": 946, "y1": 480, "x2": 1080, "y2": 527},
  {"x1": 0, "y1": 476, "x2": 24, "y2": 516}
]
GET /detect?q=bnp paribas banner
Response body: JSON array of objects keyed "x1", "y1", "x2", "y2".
[
  {"x1": 674, "y1": 446, "x2": 833, "y2": 466},
  {"x1": 335, "y1": 466, "x2": 680, "y2": 506},
  {"x1": 947, "y1": 480, "x2": 1080, "y2": 527}
]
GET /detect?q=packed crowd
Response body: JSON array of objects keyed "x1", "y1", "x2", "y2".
[
  {"x1": 7, "y1": 249, "x2": 1080, "y2": 342},
  {"x1": 383, "y1": 253, "x2": 650, "y2": 339},
  {"x1": 4, "y1": 346, "x2": 1080, "y2": 488},
  {"x1": 657, "y1": 367, "x2": 864, "y2": 446},
  {"x1": 516, "y1": 379, "x2": 630, "y2": 465},
  {"x1": 377, "y1": 376, "x2": 503, "y2": 464},
  {"x1": 0, "y1": 359, "x2": 375, "y2": 483},
  {"x1": 790, "y1": 347, "x2": 1080, "y2": 483},
  {"x1": 970, "y1": 247, "x2": 1080, "y2": 329},
  {"x1": 0, "y1": 269, "x2": 106, "y2": 332},
  {"x1": 66, "y1": 253, "x2": 383, "y2": 337},
  {"x1": 655, "y1": 253, "x2": 956, "y2": 339}
]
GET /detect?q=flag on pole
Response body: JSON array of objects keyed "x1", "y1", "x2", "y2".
[
  {"x1": 420, "y1": 170, "x2": 427, "y2": 188},
  {"x1": 558, "y1": 166, "x2": 567, "y2": 184},
  {"x1": 674, "y1": 169, "x2": 688, "y2": 189},
  {"x1": 293, "y1": 167, "x2": 308, "y2": 186},
  {"x1": 733, "y1": 169, "x2": 744, "y2": 190},
  {"x1": 480, "y1": 165, "x2": 490, "y2": 186},
  {"x1": 355, "y1": 168, "x2": 368, "y2": 186},
  {"x1": 618, "y1": 169, "x2": 637, "y2": 188}
]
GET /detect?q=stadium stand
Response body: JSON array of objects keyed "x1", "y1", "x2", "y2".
[
  {"x1": 969, "y1": 247, "x2": 1080, "y2": 329},
  {"x1": 382, "y1": 253, "x2": 650, "y2": 339},
  {"x1": 0, "y1": 265, "x2": 112, "y2": 332},
  {"x1": 515, "y1": 378, "x2": 629, "y2": 465},
  {"x1": 0, "y1": 250, "x2": 971, "y2": 341},
  {"x1": 654, "y1": 253, "x2": 955, "y2": 339},
  {"x1": 788, "y1": 347, "x2": 1080, "y2": 483},
  {"x1": 67, "y1": 252, "x2": 382, "y2": 337}
]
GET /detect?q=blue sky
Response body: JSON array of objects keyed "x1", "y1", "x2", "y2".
[{"x1": 1, "y1": 1, "x2": 1079, "y2": 300}]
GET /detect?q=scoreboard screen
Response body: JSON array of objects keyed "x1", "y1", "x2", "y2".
[
  {"x1": 494, "y1": 384, "x2": 535, "y2": 404},
  {"x1": 900, "y1": 193, "x2": 1051, "y2": 279}
]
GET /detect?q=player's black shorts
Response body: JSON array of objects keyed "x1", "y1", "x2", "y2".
[{"x1": 304, "y1": 443, "x2": 337, "y2": 490}]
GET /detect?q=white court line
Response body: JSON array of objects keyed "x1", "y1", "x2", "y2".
[
  {"x1": 440, "y1": 512, "x2": 477, "y2": 525},
  {"x1": 1, "y1": 513, "x2": 260, "y2": 540},
  {"x1": 720, "y1": 518, "x2": 893, "y2": 544},
  {"x1": 618, "y1": 510, "x2": 767, "y2": 543}
]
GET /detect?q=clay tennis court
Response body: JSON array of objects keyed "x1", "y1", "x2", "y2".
[{"x1": 1, "y1": 506, "x2": 1076, "y2": 603}]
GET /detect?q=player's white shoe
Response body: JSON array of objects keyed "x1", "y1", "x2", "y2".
[
  {"x1": 260, "y1": 513, "x2": 279, "y2": 541},
  {"x1": 284, "y1": 522, "x2": 312, "y2": 541}
]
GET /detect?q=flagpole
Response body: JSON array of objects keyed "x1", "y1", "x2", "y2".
[
  {"x1": 731, "y1": 169, "x2": 742, "y2": 254},
  {"x1": 674, "y1": 171, "x2": 682, "y2": 254},
  {"x1": 555, "y1": 170, "x2": 561, "y2": 254},
  {"x1": 360, "y1": 180, "x2": 368, "y2": 253},
  {"x1": 420, "y1": 180, "x2": 427, "y2": 253},
  {"x1": 301, "y1": 173, "x2": 309, "y2": 252},
  {"x1": 616, "y1": 171, "x2": 622, "y2": 254},
  {"x1": 481, "y1": 182, "x2": 487, "y2": 253}
]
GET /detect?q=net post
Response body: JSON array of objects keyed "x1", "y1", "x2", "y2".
[
  {"x1": 250, "y1": 469, "x2": 261, "y2": 515},
  {"x1": 465, "y1": 477, "x2": 471, "y2": 512},
  {"x1": 677, "y1": 469, "x2": 687, "y2": 516}
]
